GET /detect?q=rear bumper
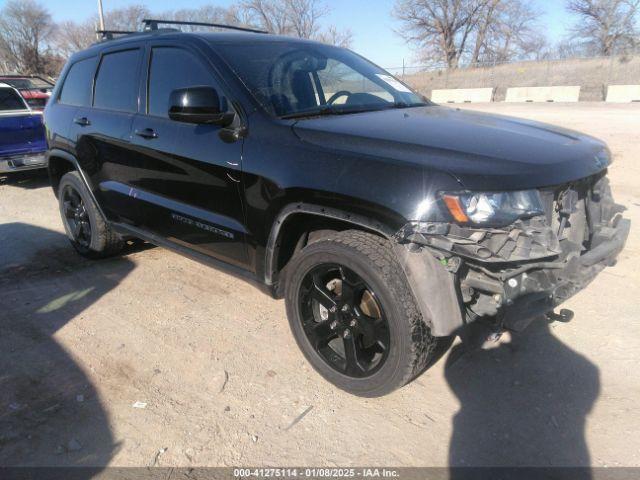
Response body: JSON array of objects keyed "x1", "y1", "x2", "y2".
[{"x1": 0, "y1": 152, "x2": 47, "y2": 173}]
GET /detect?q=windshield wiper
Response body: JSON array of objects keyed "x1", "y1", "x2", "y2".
[
  {"x1": 280, "y1": 101, "x2": 428, "y2": 120},
  {"x1": 392, "y1": 101, "x2": 428, "y2": 109},
  {"x1": 280, "y1": 105, "x2": 387, "y2": 120}
]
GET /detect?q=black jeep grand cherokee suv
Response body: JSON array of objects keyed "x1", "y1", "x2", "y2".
[{"x1": 44, "y1": 23, "x2": 629, "y2": 397}]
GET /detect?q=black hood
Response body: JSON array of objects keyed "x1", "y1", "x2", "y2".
[{"x1": 292, "y1": 105, "x2": 610, "y2": 191}]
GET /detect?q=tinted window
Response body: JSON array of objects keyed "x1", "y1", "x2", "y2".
[
  {"x1": 59, "y1": 57, "x2": 96, "y2": 106},
  {"x1": 0, "y1": 88, "x2": 26, "y2": 111},
  {"x1": 148, "y1": 47, "x2": 226, "y2": 118},
  {"x1": 94, "y1": 49, "x2": 141, "y2": 112}
]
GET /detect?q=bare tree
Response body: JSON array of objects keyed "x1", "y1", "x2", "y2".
[
  {"x1": 102, "y1": 4, "x2": 151, "y2": 31},
  {"x1": 0, "y1": 0, "x2": 58, "y2": 75},
  {"x1": 316, "y1": 25, "x2": 354, "y2": 48},
  {"x1": 478, "y1": 0, "x2": 545, "y2": 63},
  {"x1": 54, "y1": 20, "x2": 95, "y2": 59},
  {"x1": 165, "y1": 5, "x2": 248, "y2": 32},
  {"x1": 287, "y1": 0, "x2": 324, "y2": 38},
  {"x1": 394, "y1": 0, "x2": 543, "y2": 67},
  {"x1": 567, "y1": 0, "x2": 639, "y2": 55},
  {"x1": 393, "y1": 0, "x2": 491, "y2": 68},
  {"x1": 240, "y1": 0, "x2": 292, "y2": 34},
  {"x1": 239, "y1": 0, "x2": 351, "y2": 46},
  {"x1": 470, "y1": 0, "x2": 500, "y2": 65},
  {"x1": 51, "y1": 5, "x2": 151, "y2": 59}
]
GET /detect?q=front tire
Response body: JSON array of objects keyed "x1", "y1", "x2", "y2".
[
  {"x1": 58, "y1": 171, "x2": 124, "y2": 258},
  {"x1": 284, "y1": 230, "x2": 437, "y2": 397}
]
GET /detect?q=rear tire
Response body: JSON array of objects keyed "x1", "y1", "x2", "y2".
[
  {"x1": 58, "y1": 171, "x2": 123, "y2": 259},
  {"x1": 284, "y1": 230, "x2": 437, "y2": 397}
]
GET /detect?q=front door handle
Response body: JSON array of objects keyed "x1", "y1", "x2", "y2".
[
  {"x1": 73, "y1": 117, "x2": 91, "y2": 126},
  {"x1": 134, "y1": 128, "x2": 158, "y2": 140}
]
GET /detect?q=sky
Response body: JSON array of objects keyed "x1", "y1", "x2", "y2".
[{"x1": 0, "y1": 0, "x2": 576, "y2": 68}]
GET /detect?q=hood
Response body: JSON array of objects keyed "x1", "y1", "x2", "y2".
[{"x1": 292, "y1": 106, "x2": 610, "y2": 191}]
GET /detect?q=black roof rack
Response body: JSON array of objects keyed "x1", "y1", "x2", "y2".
[
  {"x1": 142, "y1": 18, "x2": 269, "y2": 35},
  {"x1": 97, "y1": 29, "x2": 137, "y2": 40}
]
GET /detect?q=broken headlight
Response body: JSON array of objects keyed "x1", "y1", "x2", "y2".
[{"x1": 441, "y1": 190, "x2": 545, "y2": 226}]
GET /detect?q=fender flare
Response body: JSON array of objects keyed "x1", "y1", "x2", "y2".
[
  {"x1": 264, "y1": 202, "x2": 396, "y2": 286},
  {"x1": 46, "y1": 149, "x2": 108, "y2": 222},
  {"x1": 265, "y1": 202, "x2": 464, "y2": 337}
]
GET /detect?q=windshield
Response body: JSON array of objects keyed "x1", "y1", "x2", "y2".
[{"x1": 212, "y1": 41, "x2": 427, "y2": 118}]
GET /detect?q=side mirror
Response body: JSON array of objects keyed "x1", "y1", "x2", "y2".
[{"x1": 168, "y1": 86, "x2": 234, "y2": 127}]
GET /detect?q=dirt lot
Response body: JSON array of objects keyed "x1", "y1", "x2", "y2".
[{"x1": 1, "y1": 103, "x2": 639, "y2": 468}]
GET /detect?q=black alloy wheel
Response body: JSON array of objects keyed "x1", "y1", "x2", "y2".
[
  {"x1": 285, "y1": 230, "x2": 438, "y2": 396},
  {"x1": 298, "y1": 264, "x2": 391, "y2": 378},
  {"x1": 62, "y1": 184, "x2": 92, "y2": 248}
]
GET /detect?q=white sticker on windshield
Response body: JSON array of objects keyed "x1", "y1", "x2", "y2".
[{"x1": 376, "y1": 74, "x2": 413, "y2": 93}]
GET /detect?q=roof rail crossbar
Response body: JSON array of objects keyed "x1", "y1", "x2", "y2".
[
  {"x1": 97, "y1": 29, "x2": 137, "y2": 40},
  {"x1": 142, "y1": 18, "x2": 269, "y2": 35}
]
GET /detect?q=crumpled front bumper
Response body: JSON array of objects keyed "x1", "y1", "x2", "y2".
[
  {"x1": 463, "y1": 215, "x2": 630, "y2": 333},
  {"x1": 394, "y1": 174, "x2": 630, "y2": 337}
]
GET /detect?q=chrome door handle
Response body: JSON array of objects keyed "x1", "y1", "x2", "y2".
[
  {"x1": 135, "y1": 128, "x2": 158, "y2": 139},
  {"x1": 73, "y1": 117, "x2": 91, "y2": 126}
]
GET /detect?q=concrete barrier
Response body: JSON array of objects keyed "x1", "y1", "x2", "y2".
[
  {"x1": 505, "y1": 86, "x2": 581, "y2": 103},
  {"x1": 606, "y1": 85, "x2": 640, "y2": 103},
  {"x1": 430, "y1": 88, "x2": 494, "y2": 103}
]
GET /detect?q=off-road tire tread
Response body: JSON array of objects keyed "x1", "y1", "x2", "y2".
[{"x1": 324, "y1": 230, "x2": 437, "y2": 388}]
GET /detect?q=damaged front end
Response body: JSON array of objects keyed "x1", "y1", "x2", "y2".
[{"x1": 394, "y1": 173, "x2": 630, "y2": 337}]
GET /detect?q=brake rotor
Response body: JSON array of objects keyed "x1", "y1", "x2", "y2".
[
  {"x1": 324, "y1": 278, "x2": 381, "y2": 319},
  {"x1": 360, "y1": 289, "x2": 381, "y2": 319}
]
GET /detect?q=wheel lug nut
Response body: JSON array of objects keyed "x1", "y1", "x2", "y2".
[
  {"x1": 330, "y1": 321, "x2": 338, "y2": 330},
  {"x1": 343, "y1": 329, "x2": 351, "y2": 338},
  {"x1": 350, "y1": 320, "x2": 357, "y2": 327},
  {"x1": 341, "y1": 305, "x2": 349, "y2": 313},
  {"x1": 329, "y1": 306, "x2": 337, "y2": 313}
]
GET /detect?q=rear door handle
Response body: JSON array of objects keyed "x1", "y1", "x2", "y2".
[
  {"x1": 73, "y1": 117, "x2": 91, "y2": 126},
  {"x1": 134, "y1": 128, "x2": 158, "y2": 140}
]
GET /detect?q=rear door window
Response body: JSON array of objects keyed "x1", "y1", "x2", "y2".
[
  {"x1": 147, "y1": 47, "x2": 227, "y2": 118},
  {"x1": 59, "y1": 57, "x2": 97, "y2": 107},
  {"x1": 94, "y1": 49, "x2": 141, "y2": 112},
  {"x1": 0, "y1": 88, "x2": 26, "y2": 111}
]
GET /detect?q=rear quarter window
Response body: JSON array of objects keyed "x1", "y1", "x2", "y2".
[
  {"x1": 93, "y1": 49, "x2": 141, "y2": 112},
  {"x1": 0, "y1": 88, "x2": 27, "y2": 111},
  {"x1": 59, "y1": 57, "x2": 97, "y2": 107}
]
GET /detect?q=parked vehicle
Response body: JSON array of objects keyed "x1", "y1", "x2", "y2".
[
  {"x1": 44, "y1": 21, "x2": 629, "y2": 396},
  {"x1": 0, "y1": 75, "x2": 54, "y2": 110},
  {"x1": 0, "y1": 83, "x2": 47, "y2": 174}
]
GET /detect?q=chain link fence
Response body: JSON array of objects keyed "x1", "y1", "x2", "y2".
[{"x1": 386, "y1": 54, "x2": 640, "y2": 101}]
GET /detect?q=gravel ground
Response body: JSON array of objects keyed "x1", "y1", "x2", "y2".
[{"x1": 0, "y1": 103, "x2": 638, "y2": 468}]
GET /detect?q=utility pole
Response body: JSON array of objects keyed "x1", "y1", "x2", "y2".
[{"x1": 97, "y1": 0, "x2": 105, "y2": 31}]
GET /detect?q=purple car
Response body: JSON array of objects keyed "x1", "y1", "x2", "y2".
[{"x1": 0, "y1": 82, "x2": 47, "y2": 173}]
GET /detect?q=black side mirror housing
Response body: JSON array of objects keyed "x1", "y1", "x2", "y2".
[{"x1": 168, "y1": 86, "x2": 234, "y2": 127}]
